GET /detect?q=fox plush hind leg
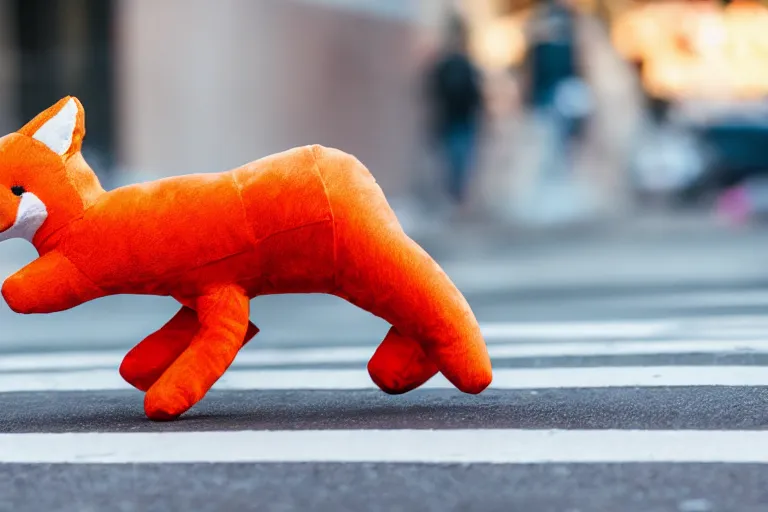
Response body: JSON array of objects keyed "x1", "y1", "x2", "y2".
[
  {"x1": 119, "y1": 306, "x2": 259, "y2": 393},
  {"x1": 313, "y1": 146, "x2": 493, "y2": 394},
  {"x1": 357, "y1": 238, "x2": 491, "y2": 394},
  {"x1": 142, "y1": 286, "x2": 251, "y2": 420},
  {"x1": 368, "y1": 327, "x2": 439, "y2": 394}
]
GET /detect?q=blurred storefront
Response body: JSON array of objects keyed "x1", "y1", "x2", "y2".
[
  {"x1": 446, "y1": 0, "x2": 643, "y2": 220},
  {"x1": 449, "y1": 0, "x2": 768, "y2": 215},
  {"x1": 608, "y1": 0, "x2": 768, "y2": 204},
  {"x1": 612, "y1": 0, "x2": 768, "y2": 102},
  {"x1": 0, "y1": 1, "x2": 14, "y2": 135},
  {"x1": 0, "y1": 0, "x2": 115, "y2": 171}
]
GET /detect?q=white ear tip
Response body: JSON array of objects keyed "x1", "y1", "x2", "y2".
[{"x1": 32, "y1": 98, "x2": 78, "y2": 156}]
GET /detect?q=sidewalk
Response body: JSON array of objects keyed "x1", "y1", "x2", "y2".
[{"x1": 413, "y1": 213, "x2": 768, "y2": 296}]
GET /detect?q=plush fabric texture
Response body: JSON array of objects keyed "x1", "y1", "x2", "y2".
[{"x1": 0, "y1": 97, "x2": 493, "y2": 420}]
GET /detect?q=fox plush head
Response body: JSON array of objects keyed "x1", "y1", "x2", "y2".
[{"x1": 0, "y1": 96, "x2": 103, "y2": 250}]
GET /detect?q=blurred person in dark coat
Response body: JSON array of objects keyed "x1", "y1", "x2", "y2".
[
  {"x1": 523, "y1": 0, "x2": 591, "y2": 177},
  {"x1": 517, "y1": 0, "x2": 595, "y2": 223},
  {"x1": 424, "y1": 16, "x2": 485, "y2": 214}
]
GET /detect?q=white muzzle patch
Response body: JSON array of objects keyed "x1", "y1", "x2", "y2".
[{"x1": 0, "y1": 193, "x2": 48, "y2": 243}]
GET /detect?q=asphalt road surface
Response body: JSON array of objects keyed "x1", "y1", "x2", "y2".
[{"x1": 3, "y1": 230, "x2": 768, "y2": 511}]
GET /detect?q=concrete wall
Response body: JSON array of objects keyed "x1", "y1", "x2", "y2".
[{"x1": 115, "y1": 0, "x2": 426, "y2": 198}]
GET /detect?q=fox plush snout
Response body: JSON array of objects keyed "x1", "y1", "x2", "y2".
[
  {"x1": 0, "y1": 188, "x2": 23, "y2": 237},
  {"x1": 0, "y1": 96, "x2": 493, "y2": 421}
]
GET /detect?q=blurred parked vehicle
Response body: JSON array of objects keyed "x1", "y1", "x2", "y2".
[{"x1": 629, "y1": 99, "x2": 768, "y2": 207}]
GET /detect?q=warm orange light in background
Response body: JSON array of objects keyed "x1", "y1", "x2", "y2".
[
  {"x1": 471, "y1": 14, "x2": 529, "y2": 69},
  {"x1": 458, "y1": 0, "x2": 768, "y2": 100},
  {"x1": 612, "y1": 0, "x2": 768, "y2": 100},
  {"x1": 463, "y1": 0, "x2": 596, "y2": 71}
]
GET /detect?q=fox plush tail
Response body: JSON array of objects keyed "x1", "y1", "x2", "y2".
[{"x1": 312, "y1": 146, "x2": 493, "y2": 394}]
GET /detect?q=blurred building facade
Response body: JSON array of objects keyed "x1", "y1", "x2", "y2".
[
  {"x1": 2, "y1": 0, "x2": 767, "y2": 222},
  {"x1": 0, "y1": 0, "x2": 449, "y2": 199}
]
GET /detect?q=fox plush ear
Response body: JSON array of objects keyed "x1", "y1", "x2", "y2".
[{"x1": 17, "y1": 96, "x2": 85, "y2": 158}]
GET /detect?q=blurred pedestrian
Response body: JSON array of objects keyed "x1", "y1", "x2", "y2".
[
  {"x1": 522, "y1": 0, "x2": 591, "y2": 180},
  {"x1": 424, "y1": 16, "x2": 485, "y2": 215},
  {"x1": 515, "y1": 0, "x2": 595, "y2": 224}
]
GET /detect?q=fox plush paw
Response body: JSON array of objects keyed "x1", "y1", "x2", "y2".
[{"x1": 144, "y1": 387, "x2": 190, "y2": 421}]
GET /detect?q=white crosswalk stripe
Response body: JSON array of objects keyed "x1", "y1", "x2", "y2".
[
  {"x1": 1, "y1": 366, "x2": 768, "y2": 393},
  {"x1": 4, "y1": 334, "x2": 768, "y2": 373},
  {"x1": 3, "y1": 297, "x2": 768, "y2": 466},
  {"x1": 3, "y1": 429, "x2": 768, "y2": 464}
]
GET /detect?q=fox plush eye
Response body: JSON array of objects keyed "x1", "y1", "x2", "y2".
[{"x1": 11, "y1": 186, "x2": 25, "y2": 197}]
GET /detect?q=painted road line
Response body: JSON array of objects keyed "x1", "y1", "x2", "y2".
[
  {"x1": 1, "y1": 366, "x2": 768, "y2": 392},
  {"x1": 3, "y1": 429, "x2": 768, "y2": 464},
  {"x1": 480, "y1": 320, "x2": 677, "y2": 339},
  {"x1": 576, "y1": 290, "x2": 768, "y2": 310},
  {"x1": 0, "y1": 319, "x2": 682, "y2": 347},
  {"x1": 486, "y1": 338, "x2": 768, "y2": 359},
  {"x1": 3, "y1": 312, "x2": 768, "y2": 368},
  {"x1": 481, "y1": 316, "x2": 768, "y2": 341},
  {"x1": 4, "y1": 338, "x2": 768, "y2": 372}
]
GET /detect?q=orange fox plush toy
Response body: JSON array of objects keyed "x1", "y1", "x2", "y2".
[{"x1": 0, "y1": 97, "x2": 493, "y2": 420}]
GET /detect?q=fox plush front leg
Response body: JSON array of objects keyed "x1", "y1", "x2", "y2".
[
  {"x1": 143, "y1": 286, "x2": 250, "y2": 421},
  {"x1": 120, "y1": 306, "x2": 259, "y2": 392},
  {"x1": 2, "y1": 251, "x2": 103, "y2": 314}
]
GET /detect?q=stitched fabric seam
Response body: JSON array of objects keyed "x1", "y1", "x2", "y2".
[
  {"x1": 310, "y1": 145, "x2": 339, "y2": 293},
  {"x1": 228, "y1": 172, "x2": 259, "y2": 246},
  {"x1": 60, "y1": 251, "x2": 107, "y2": 297}
]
